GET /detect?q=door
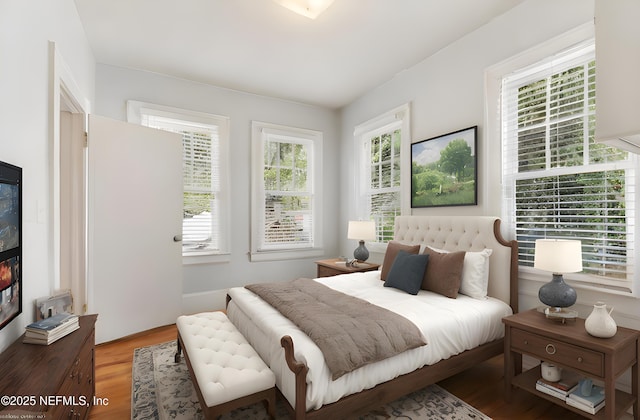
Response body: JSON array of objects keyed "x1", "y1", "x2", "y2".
[{"x1": 87, "y1": 115, "x2": 183, "y2": 344}]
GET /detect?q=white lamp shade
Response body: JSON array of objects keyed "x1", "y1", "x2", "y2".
[
  {"x1": 534, "y1": 239, "x2": 583, "y2": 274},
  {"x1": 347, "y1": 220, "x2": 376, "y2": 241}
]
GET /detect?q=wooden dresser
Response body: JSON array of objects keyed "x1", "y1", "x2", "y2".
[{"x1": 0, "y1": 314, "x2": 97, "y2": 419}]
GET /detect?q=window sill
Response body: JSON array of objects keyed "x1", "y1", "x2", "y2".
[
  {"x1": 367, "y1": 242, "x2": 388, "y2": 254},
  {"x1": 183, "y1": 252, "x2": 231, "y2": 266},
  {"x1": 250, "y1": 248, "x2": 324, "y2": 262},
  {"x1": 519, "y1": 267, "x2": 636, "y2": 298}
]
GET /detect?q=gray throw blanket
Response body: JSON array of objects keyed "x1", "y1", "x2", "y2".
[{"x1": 245, "y1": 278, "x2": 427, "y2": 380}]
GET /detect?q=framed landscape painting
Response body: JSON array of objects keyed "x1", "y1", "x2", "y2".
[{"x1": 411, "y1": 126, "x2": 477, "y2": 208}]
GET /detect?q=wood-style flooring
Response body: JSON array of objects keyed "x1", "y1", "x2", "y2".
[{"x1": 89, "y1": 324, "x2": 589, "y2": 420}]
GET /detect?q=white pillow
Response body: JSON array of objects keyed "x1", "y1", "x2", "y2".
[{"x1": 427, "y1": 246, "x2": 492, "y2": 299}]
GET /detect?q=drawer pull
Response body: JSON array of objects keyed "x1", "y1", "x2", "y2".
[
  {"x1": 545, "y1": 344, "x2": 556, "y2": 355},
  {"x1": 524, "y1": 340, "x2": 528, "y2": 345},
  {"x1": 577, "y1": 357, "x2": 583, "y2": 363}
]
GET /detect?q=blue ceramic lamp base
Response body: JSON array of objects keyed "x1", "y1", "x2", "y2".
[
  {"x1": 353, "y1": 240, "x2": 369, "y2": 262},
  {"x1": 539, "y1": 273, "x2": 578, "y2": 321}
]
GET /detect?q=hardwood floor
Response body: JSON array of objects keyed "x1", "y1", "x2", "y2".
[
  {"x1": 438, "y1": 355, "x2": 585, "y2": 420},
  {"x1": 89, "y1": 325, "x2": 588, "y2": 419},
  {"x1": 89, "y1": 324, "x2": 177, "y2": 420}
]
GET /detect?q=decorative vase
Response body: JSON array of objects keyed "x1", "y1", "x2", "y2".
[{"x1": 585, "y1": 301, "x2": 617, "y2": 338}]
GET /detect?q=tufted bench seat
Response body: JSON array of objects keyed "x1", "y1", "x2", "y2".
[{"x1": 175, "y1": 312, "x2": 276, "y2": 419}]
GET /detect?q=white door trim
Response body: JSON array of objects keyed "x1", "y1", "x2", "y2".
[{"x1": 48, "y1": 41, "x2": 90, "y2": 310}]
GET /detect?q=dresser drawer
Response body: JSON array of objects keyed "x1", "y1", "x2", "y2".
[{"x1": 511, "y1": 328, "x2": 604, "y2": 377}]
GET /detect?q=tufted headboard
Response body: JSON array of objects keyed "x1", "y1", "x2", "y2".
[{"x1": 394, "y1": 216, "x2": 518, "y2": 312}]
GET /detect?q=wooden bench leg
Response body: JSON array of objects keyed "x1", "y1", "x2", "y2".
[
  {"x1": 263, "y1": 388, "x2": 276, "y2": 420},
  {"x1": 174, "y1": 333, "x2": 183, "y2": 363},
  {"x1": 203, "y1": 388, "x2": 276, "y2": 420}
]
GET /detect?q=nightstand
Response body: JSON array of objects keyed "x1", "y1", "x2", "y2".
[
  {"x1": 503, "y1": 309, "x2": 639, "y2": 419},
  {"x1": 315, "y1": 258, "x2": 380, "y2": 278}
]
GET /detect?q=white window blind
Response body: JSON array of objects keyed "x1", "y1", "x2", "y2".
[
  {"x1": 144, "y1": 116, "x2": 220, "y2": 250},
  {"x1": 354, "y1": 104, "x2": 410, "y2": 245},
  {"x1": 501, "y1": 41, "x2": 637, "y2": 292},
  {"x1": 251, "y1": 122, "x2": 323, "y2": 260},
  {"x1": 262, "y1": 134, "x2": 313, "y2": 249},
  {"x1": 127, "y1": 101, "x2": 230, "y2": 259},
  {"x1": 363, "y1": 127, "x2": 402, "y2": 242}
]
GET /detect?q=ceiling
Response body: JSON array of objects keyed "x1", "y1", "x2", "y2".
[{"x1": 74, "y1": 0, "x2": 525, "y2": 109}]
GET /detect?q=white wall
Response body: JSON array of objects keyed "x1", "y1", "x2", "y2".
[
  {"x1": 340, "y1": 0, "x2": 595, "y2": 259},
  {"x1": 94, "y1": 64, "x2": 340, "y2": 314},
  {"x1": 0, "y1": 0, "x2": 95, "y2": 351},
  {"x1": 339, "y1": 0, "x2": 640, "y2": 332}
]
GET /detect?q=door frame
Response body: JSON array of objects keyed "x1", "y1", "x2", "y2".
[{"x1": 49, "y1": 41, "x2": 90, "y2": 312}]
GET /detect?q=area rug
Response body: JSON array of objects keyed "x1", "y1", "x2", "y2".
[{"x1": 132, "y1": 341, "x2": 491, "y2": 420}]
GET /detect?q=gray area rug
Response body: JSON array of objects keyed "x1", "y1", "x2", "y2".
[{"x1": 132, "y1": 341, "x2": 491, "y2": 420}]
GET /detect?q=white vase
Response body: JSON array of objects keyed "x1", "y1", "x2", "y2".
[{"x1": 585, "y1": 301, "x2": 617, "y2": 338}]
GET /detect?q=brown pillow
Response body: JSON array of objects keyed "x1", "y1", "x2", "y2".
[
  {"x1": 380, "y1": 241, "x2": 420, "y2": 280},
  {"x1": 421, "y1": 247, "x2": 465, "y2": 298}
]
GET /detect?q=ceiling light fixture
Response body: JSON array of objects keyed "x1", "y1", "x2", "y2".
[{"x1": 273, "y1": 0, "x2": 335, "y2": 19}]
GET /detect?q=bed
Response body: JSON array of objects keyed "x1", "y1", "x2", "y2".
[{"x1": 226, "y1": 215, "x2": 518, "y2": 419}]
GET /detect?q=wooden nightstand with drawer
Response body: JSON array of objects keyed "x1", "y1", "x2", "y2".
[
  {"x1": 315, "y1": 258, "x2": 380, "y2": 278},
  {"x1": 503, "y1": 309, "x2": 639, "y2": 419}
]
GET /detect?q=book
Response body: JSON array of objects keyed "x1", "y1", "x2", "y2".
[
  {"x1": 535, "y1": 381, "x2": 579, "y2": 401},
  {"x1": 26, "y1": 312, "x2": 78, "y2": 332},
  {"x1": 566, "y1": 394, "x2": 605, "y2": 415},
  {"x1": 536, "y1": 371, "x2": 581, "y2": 398},
  {"x1": 26, "y1": 317, "x2": 78, "y2": 338},
  {"x1": 568, "y1": 384, "x2": 605, "y2": 407},
  {"x1": 24, "y1": 313, "x2": 79, "y2": 345},
  {"x1": 535, "y1": 382, "x2": 568, "y2": 401},
  {"x1": 23, "y1": 323, "x2": 80, "y2": 345},
  {"x1": 25, "y1": 317, "x2": 78, "y2": 336}
]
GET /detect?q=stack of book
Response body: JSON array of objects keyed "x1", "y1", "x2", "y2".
[
  {"x1": 566, "y1": 385, "x2": 606, "y2": 415},
  {"x1": 535, "y1": 371, "x2": 580, "y2": 401},
  {"x1": 23, "y1": 313, "x2": 79, "y2": 345}
]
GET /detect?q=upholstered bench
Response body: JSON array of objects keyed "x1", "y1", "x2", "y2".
[{"x1": 175, "y1": 312, "x2": 276, "y2": 419}]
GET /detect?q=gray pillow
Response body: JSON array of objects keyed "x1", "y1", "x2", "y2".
[
  {"x1": 384, "y1": 250, "x2": 429, "y2": 295},
  {"x1": 380, "y1": 241, "x2": 421, "y2": 280}
]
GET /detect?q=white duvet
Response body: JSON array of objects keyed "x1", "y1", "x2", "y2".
[{"x1": 226, "y1": 270, "x2": 512, "y2": 411}]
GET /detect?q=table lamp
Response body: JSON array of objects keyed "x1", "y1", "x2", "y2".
[
  {"x1": 534, "y1": 239, "x2": 582, "y2": 320},
  {"x1": 347, "y1": 221, "x2": 376, "y2": 262}
]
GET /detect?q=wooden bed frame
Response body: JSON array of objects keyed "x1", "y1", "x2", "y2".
[{"x1": 229, "y1": 216, "x2": 518, "y2": 419}]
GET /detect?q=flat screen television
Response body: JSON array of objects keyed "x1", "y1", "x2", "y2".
[{"x1": 0, "y1": 160, "x2": 21, "y2": 331}]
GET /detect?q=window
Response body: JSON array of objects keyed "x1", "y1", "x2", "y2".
[
  {"x1": 501, "y1": 40, "x2": 637, "y2": 293},
  {"x1": 250, "y1": 121, "x2": 323, "y2": 261},
  {"x1": 353, "y1": 104, "x2": 410, "y2": 247},
  {"x1": 127, "y1": 101, "x2": 230, "y2": 262}
]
